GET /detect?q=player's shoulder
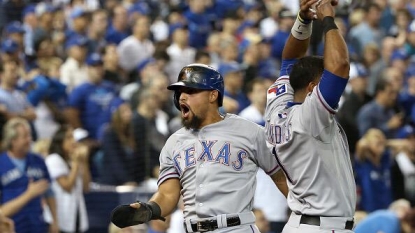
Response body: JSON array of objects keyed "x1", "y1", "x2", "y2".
[{"x1": 225, "y1": 114, "x2": 264, "y2": 131}]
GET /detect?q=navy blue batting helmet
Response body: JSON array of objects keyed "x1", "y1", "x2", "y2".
[{"x1": 167, "y1": 63, "x2": 224, "y2": 110}]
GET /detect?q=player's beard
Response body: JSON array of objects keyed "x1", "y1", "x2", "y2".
[{"x1": 182, "y1": 109, "x2": 203, "y2": 130}]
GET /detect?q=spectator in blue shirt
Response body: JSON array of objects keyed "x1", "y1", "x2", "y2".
[
  {"x1": 65, "y1": 53, "x2": 118, "y2": 140},
  {"x1": 355, "y1": 199, "x2": 412, "y2": 233},
  {"x1": 105, "y1": 4, "x2": 129, "y2": 45},
  {"x1": 270, "y1": 8, "x2": 295, "y2": 62},
  {"x1": 0, "y1": 118, "x2": 58, "y2": 233},
  {"x1": 183, "y1": 0, "x2": 212, "y2": 49},
  {"x1": 355, "y1": 128, "x2": 393, "y2": 212},
  {"x1": 219, "y1": 62, "x2": 250, "y2": 114}
]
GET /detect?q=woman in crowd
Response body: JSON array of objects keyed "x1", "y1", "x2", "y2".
[{"x1": 45, "y1": 125, "x2": 91, "y2": 233}]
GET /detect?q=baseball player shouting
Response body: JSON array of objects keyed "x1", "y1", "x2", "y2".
[
  {"x1": 111, "y1": 63, "x2": 288, "y2": 232},
  {"x1": 264, "y1": 0, "x2": 356, "y2": 232}
]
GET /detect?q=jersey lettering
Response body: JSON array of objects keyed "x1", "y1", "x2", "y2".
[
  {"x1": 184, "y1": 145, "x2": 196, "y2": 167},
  {"x1": 174, "y1": 141, "x2": 248, "y2": 173},
  {"x1": 215, "y1": 143, "x2": 230, "y2": 166},
  {"x1": 198, "y1": 140, "x2": 217, "y2": 161},
  {"x1": 173, "y1": 152, "x2": 183, "y2": 175},
  {"x1": 232, "y1": 150, "x2": 248, "y2": 170},
  {"x1": 267, "y1": 123, "x2": 292, "y2": 145},
  {"x1": 1, "y1": 168, "x2": 22, "y2": 186}
]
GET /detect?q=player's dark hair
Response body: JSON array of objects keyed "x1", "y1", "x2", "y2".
[{"x1": 289, "y1": 56, "x2": 324, "y2": 92}]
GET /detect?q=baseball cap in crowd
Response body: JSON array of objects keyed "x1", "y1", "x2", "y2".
[
  {"x1": 35, "y1": 3, "x2": 55, "y2": 17},
  {"x1": 128, "y1": 2, "x2": 150, "y2": 16},
  {"x1": 65, "y1": 36, "x2": 88, "y2": 50},
  {"x1": 136, "y1": 57, "x2": 157, "y2": 72},
  {"x1": 349, "y1": 62, "x2": 369, "y2": 80},
  {"x1": 1, "y1": 39, "x2": 19, "y2": 54},
  {"x1": 279, "y1": 8, "x2": 296, "y2": 19},
  {"x1": 86, "y1": 53, "x2": 103, "y2": 66},
  {"x1": 391, "y1": 49, "x2": 409, "y2": 62},
  {"x1": 6, "y1": 21, "x2": 25, "y2": 34},
  {"x1": 23, "y1": 4, "x2": 36, "y2": 18},
  {"x1": 70, "y1": 7, "x2": 88, "y2": 19},
  {"x1": 218, "y1": 62, "x2": 244, "y2": 77},
  {"x1": 396, "y1": 125, "x2": 415, "y2": 139},
  {"x1": 169, "y1": 22, "x2": 188, "y2": 37}
]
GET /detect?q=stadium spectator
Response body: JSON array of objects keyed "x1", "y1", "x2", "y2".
[
  {"x1": 65, "y1": 52, "x2": 117, "y2": 140},
  {"x1": 0, "y1": 118, "x2": 58, "y2": 233},
  {"x1": 45, "y1": 125, "x2": 91, "y2": 233},
  {"x1": 239, "y1": 78, "x2": 268, "y2": 126}
]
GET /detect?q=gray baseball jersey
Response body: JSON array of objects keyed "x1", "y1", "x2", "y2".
[
  {"x1": 158, "y1": 114, "x2": 280, "y2": 224},
  {"x1": 264, "y1": 75, "x2": 356, "y2": 217}
]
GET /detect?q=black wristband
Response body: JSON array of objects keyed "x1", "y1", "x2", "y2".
[
  {"x1": 148, "y1": 201, "x2": 163, "y2": 220},
  {"x1": 322, "y1": 16, "x2": 338, "y2": 34}
]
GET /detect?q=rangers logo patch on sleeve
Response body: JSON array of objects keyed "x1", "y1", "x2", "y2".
[{"x1": 267, "y1": 84, "x2": 287, "y2": 98}]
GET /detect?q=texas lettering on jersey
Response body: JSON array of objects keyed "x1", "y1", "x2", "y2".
[{"x1": 172, "y1": 140, "x2": 249, "y2": 175}]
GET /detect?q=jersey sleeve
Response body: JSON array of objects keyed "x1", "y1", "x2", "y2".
[
  {"x1": 266, "y1": 76, "x2": 294, "y2": 112},
  {"x1": 296, "y1": 71, "x2": 347, "y2": 141},
  {"x1": 157, "y1": 138, "x2": 180, "y2": 186},
  {"x1": 253, "y1": 126, "x2": 280, "y2": 176},
  {"x1": 45, "y1": 154, "x2": 70, "y2": 179}
]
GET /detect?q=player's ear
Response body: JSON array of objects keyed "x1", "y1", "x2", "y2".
[
  {"x1": 307, "y1": 82, "x2": 317, "y2": 93},
  {"x1": 209, "y1": 90, "x2": 218, "y2": 104}
]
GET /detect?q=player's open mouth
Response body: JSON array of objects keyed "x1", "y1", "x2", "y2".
[{"x1": 180, "y1": 104, "x2": 190, "y2": 118}]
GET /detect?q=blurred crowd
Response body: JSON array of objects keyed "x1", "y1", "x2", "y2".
[{"x1": 0, "y1": 0, "x2": 415, "y2": 232}]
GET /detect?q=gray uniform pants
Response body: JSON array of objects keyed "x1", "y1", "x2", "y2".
[{"x1": 282, "y1": 213, "x2": 355, "y2": 233}]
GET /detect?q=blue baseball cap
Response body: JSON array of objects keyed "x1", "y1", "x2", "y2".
[
  {"x1": 1, "y1": 39, "x2": 19, "y2": 54},
  {"x1": 70, "y1": 7, "x2": 88, "y2": 19},
  {"x1": 86, "y1": 53, "x2": 103, "y2": 66},
  {"x1": 391, "y1": 49, "x2": 409, "y2": 62},
  {"x1": 128, "y1": 2, "x2": 150, "y2": 15},
  {"x1": 35, "y1": 3, "x2": 55, "y2": 16},
  {"x1": 218, "y1": 62, "x2": 244, "y2": 77},
  {"x1": 6, "y1": 21, "x2": 25, "y2": 34},
  {"x1": 23, "y1": 5, "x2": 36, "y2": 17},
  {"x1": 65, "y1": 36, "x2": 88, "y2": 49},
  {"x1": 136, "y1": 58, "x2": 156, "y2": 72}
]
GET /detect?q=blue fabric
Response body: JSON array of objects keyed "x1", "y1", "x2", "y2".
[
  {"x1": 19, "y1": 75, "x2": 67, "y2": 108},
  {"x1": 223, "y1": 90, "x2": 250, "y2": 114},
  {"x1": 271, "y1": 30, "x2": 290, "y2": 61},
  {"x1": 0, "y1": 152, "x2": 51, "y2": 233},
  {"x1": 280, "y1": 59, "x2": 297, "y2": 77},
  {"x1": 67, "y1": 81, "x2": 117, "y2": 139},
  {"x1": 354, "y1": 210, "x2": 400, "y2": 233},
  {"x1": 318, "y1": 70, "x2": 349, "y2": 109},
  {"x1": 105, "y1": 24, "x2": 129, "y2": 45},
  {"x1": 183, "y1": 10, "x2": 211, "y2": 49},
  {"x1": 355, "y1": 151, "x2": 393, "y2": 212}
]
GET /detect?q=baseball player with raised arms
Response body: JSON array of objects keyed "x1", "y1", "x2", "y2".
[
  {"x1": 264, "y1": 0, "x2": 356, "y2": 232},
  {"x1": 111, "y1": 63, "x2": 288, "y2": 232}
]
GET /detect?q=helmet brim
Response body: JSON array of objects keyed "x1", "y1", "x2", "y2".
[{"x1": 167, "y1": 81, "x2": 214, "y2": 91}]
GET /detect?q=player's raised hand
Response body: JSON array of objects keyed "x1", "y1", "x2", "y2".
[
  {"x1": 315, "y1": 0, "x2": 336, "y2": 20},
  {"x1": 299, "y1": 0, "x2": 319, "y2": 20}
]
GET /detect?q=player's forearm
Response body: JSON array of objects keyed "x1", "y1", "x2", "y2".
[
  {"x1": 0, "y1": 192, "x2": 33, "y2": 217},
  {"x1": 149, "y1": 179, "x2": 181, "y2": 217},
  {"x1": 271, "y1": 170, "x2": 289, "y2": 198},
  {"x1": 323, "y1": 20, "x2": 349, "y2": 78},
  {"x1": 282, "y1": 34, "x2": 311, "y2": 60}
]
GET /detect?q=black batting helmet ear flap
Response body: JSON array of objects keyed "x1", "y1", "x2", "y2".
[{"x1": 173, "y1": 90, "x2": 181, "y2": 110}]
